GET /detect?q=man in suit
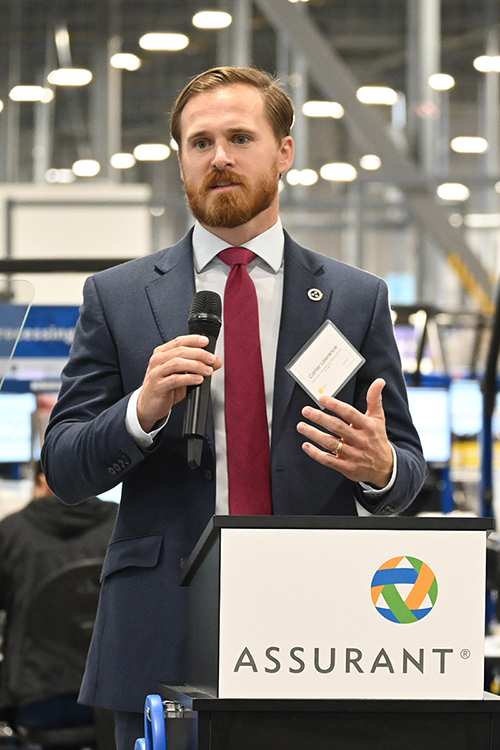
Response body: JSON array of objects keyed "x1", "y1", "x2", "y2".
[{"x1": 41, "y1": 66, "x2": 426, "y2": 749}]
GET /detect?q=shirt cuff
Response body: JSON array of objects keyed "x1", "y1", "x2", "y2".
[
  {"x1": 359, "y1": 443, "x2": 397, "y2": 497},
  {"x1": 125, "y1": 388, "x2": 169, "y2": 447}
]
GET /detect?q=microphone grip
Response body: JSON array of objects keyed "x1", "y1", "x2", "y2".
[{"x1": 182, "y1": 334, "x2": 217, "y2": 468}]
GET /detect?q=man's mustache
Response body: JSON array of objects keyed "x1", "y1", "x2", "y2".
[{"x1": 202, "y1": 170, "x2": 247, "y2": 192}]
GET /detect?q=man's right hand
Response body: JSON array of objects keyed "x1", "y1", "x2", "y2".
[{"x1": 137, "y1": 335, "x2": 223, "y2": 433}]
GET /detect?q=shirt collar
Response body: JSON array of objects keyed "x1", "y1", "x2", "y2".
[{"x1": 192, "y1": 219, "x2": 284, "y2": 274}]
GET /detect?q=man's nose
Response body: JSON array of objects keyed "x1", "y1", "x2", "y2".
[{"x1": 212, "y1": 143, "x2": 233, "y2": 170}]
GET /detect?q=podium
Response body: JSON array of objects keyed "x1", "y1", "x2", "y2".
[{"x1": 159, "y1": 515, "x2": 500, "y2": 749}]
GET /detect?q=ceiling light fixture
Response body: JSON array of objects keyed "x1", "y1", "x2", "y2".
[
  {"x1": 110, "y1": 53, "x2": 142, "y2": 71},
  {"x1": 45, "y1": 168, "x2": 76, "y2": 184},
  {"x1": 72, "y1": 159, "x2": 100, "y2": 177},
  {"x1": 47, "y1": 68, "x2": 93, "y2": 86},
  {"x1": 359, "y1": 154, "x2": 381, "y2": 170},
  {"x1": 320, "y1": 163, "x2": 357, "y2": 181},
  {"x1": 464, "y1": 213, "x2": 500, "y2": 228},
  {"x1": 450, "y1": 136, "x2": 488, "y2": 153},
  {"x1": 356, "y1": 86, "x2": 398, "y2": 105},
  {"x1": 302, "y1": 100, "x2": 344, "y2": 118},
  {"x1": 474, "y1": 56, "x2": 500, "y2": 73},
  {"x1": 436, "y1": 183, "x2": 470, "y2": 201},
  {"x1": 9, "y1": 85, "x2": 50, "y2": 102},
  {"x1": 133, "y1": 144, "x2": 171, "y2": 161},
  {"x1": 192, "y1": 11, "x2": 232, "y2": 29},
  {"x1": 139, "y1": 33, "x2": 189, "y2": 51},
  {"x1": 110, "y1": 153, "x2": 136, "y2": 169},
  {"x1": 428, "y1": 73, "x2": 455, "y2": 91},
  {"x1": 286, "y1": 168, "x2": 318, "y2": 186}
]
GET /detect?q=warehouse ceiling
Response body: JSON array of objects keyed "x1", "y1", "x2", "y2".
[{"x1": 1, "y1": 0, "x2": 498, "y2": 182}]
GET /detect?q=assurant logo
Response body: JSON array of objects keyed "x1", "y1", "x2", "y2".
[{"x1": 371, "y1": 556, "x2": 438, "y2": 623}]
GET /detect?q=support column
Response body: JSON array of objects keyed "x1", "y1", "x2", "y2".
[
  {"x1": 477, "y1": 28, "x2": 500, "y2": 274},
  {"x1": 231, "y1": 0, "x2": 252, "y2": 67},
  {"x1": 407, "y1": 0, "x2": 444, "y2": 305},
  {"x1": 6, "y1": 0, "x2": 22, "y2": 183}
]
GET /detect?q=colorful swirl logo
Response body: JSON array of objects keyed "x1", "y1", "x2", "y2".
[{"x1": 371, "y1": 556, "x2": 438, "y2": 623}]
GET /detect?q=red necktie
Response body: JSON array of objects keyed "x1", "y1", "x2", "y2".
[{"x1": 219, "y1": 247, "x2": 272, "y2": 515}]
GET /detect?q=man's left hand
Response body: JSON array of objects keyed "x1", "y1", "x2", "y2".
[{"x1": 296, "y1": 378, "x2": 393, "y2": 488}]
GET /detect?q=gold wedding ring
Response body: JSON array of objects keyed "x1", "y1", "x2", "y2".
[{"x1": 335, "y1": 439, "x2": 343, "y2": 455}]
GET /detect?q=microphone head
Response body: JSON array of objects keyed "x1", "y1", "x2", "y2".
[{"x1": 188, "y1": 290, "x2": 222, "y2": 338}]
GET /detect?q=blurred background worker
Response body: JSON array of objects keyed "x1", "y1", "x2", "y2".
[{"x1": 0, "y1": 462, "x2": 117, "y2": 743}]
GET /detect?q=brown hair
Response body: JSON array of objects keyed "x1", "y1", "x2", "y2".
[{"x1": 170, "y1": 66, "x2": 294, "y2": 149}]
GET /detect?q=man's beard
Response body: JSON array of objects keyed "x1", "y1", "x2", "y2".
[{"x1": 183, "y1": 166, "x2": 280, "y2": 229}]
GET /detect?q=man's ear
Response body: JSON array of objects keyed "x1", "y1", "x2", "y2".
[{"x1": 278, "y1": 136, "x2": 294, "y2": 175}]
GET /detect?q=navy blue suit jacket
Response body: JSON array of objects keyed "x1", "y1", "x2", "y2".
[{"x1": 41, "y1": 230, "x2": 426, "y2": 711}]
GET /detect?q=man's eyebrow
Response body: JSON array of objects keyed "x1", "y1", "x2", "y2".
[{"x1": 186, "y1": 125, "x2": 257, "y2": 141}]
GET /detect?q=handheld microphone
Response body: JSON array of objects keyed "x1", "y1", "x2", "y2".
[{"x1": 182, "y1": 290, "x2": 222, "y2": 469}]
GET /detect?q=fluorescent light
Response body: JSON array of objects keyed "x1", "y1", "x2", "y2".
[
  {"x1": 448, "y1": 213, "x2": 463, "y2": 227},
  {"x1": 40, "y1": 88, "x2": 55, "y2": 103},
  {"x1": 436, "y1": 183, "x2": 470, "y2": 201},
  {"x1": 451, "y1": 136, "x2": 488, "y2": 153},
  {"x1": 139, "y1": 33, "x2": 189, "y2": 51},
  {"x1": 287, "y1": 169, "x2": 301, "y2": 186},
  {"x1": 286, "y1": 168, "x2": 318, "y2": 186},
  {"x1": 9, "y1": 85, "x2": 48, "y2": 102},
  {"x1": 45, "y1": 168, "x2": 76, "y2": 184},
  {"x1": 47, "y1": 68, "x2": 93, "y2": 86},
  {"x1": 299, "y1": 169, "x2": 318, "y2": 186},
  {"x1": 133, "y1": 143, "x2": 171, "y2": 161},
  {"x1": 169, "y1": 138, "x2": 179, "y2": 151},
  {"x1": 464, "y1": 213, "x2": 500, "y2": 228},
  {"x1": 356, "y1": 86, "x2": 398, "y2": 105},
  {"x1": 359, "y1": 154, "x2": 381, "y2": 170},
  {"x1": 302, "y1": 100, "x2": 344, "y2": 118},
  {"x1": 474, "y1": 55, "x2": 500, "y2": 73},
  {"x1": 192, "y1": 11, "x2": 232, "y2": 29},
  {"x1": 0, "y1": 100, "x2": 4, "y2": 112},
  {"x1": 72, "y1": 159, "x2": 101, "y2": 177},
  {"x1": 428, "y1": 73, "x2": 455, "y2": 91},
  {"x1": 320, "y1": 162, "x2": 357, "y2": 182},
  {"x1": 110, "y1": 53, "x2": 142, "y2": 71},
  {"x1": 110, "y1": 153, "x2": 136, "y2": 169}
]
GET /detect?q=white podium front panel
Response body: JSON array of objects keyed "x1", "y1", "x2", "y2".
[{"x1": 218, "y1": 528, "x2": 485, "y2": 700}]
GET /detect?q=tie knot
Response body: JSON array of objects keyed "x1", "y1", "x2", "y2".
[{"x1": 219, "y1": 247, "x2": 256, "y2": 269}]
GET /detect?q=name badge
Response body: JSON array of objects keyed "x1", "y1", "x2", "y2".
[{"x1": 286, "y1": 320, "x2": 365, "y2": 407}]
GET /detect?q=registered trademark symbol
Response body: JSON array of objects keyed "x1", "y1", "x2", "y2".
[{"x1": 460, "y1": 649, "x2": 471, "y2": 659}]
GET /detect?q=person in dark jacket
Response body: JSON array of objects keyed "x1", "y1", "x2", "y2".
[{"x1": 0, "y1": 462, "x2": 117, "y2": 734}]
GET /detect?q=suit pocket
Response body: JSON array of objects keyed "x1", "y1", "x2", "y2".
[{"x1": 100, "y1": 534, "x2": 163, "y2": 582}]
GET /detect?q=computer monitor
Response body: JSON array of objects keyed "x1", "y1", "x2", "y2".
[
  {"x1": 0, "y1": 392, "x2": 37, "y2": 463},
  {"x1": 449, "y1": 379, "x2": 483, "y2": 437},
  {"x1": 406, "y1": 386, "x2": 451, "y2": 463}
]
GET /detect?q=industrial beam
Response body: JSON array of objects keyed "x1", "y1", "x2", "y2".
[{"x1": 255, "y1": 0, "x2": 495, "y2": 315}]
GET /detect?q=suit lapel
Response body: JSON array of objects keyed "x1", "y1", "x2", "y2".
[
  {"x1": 145, "y1": 231, "x2": 196, "y2": 344},
  {"x1": 144, "y1": 231, "x2": 216, "y2": 458},
  {"x1": 271, "y1": 233, "x2": 332, "y2": 447}
]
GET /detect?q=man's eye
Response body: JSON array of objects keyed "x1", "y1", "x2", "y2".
[
  {"x1": 235, "y1": 135, "x2": 249, "y2": 144},
  {"x1": 195, "y1": 140, "x2": 209, "y2": 149}
]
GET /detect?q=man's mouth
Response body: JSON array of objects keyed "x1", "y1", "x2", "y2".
[{"x1": 210, "y1": 180, "x2": 240, "y2": 190}]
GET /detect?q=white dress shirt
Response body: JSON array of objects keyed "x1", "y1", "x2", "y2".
[{"x1": 126, "y1": 220, "x2": 396, "y2": 514}]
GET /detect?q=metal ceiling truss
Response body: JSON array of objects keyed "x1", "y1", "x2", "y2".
[{"x1": 256, "y1": 0, "x2": 495, "y2": 315}]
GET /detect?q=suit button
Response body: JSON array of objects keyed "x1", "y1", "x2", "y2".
[
  {"x1": 113, "y1": 462, "x2": 121, "y2": 472},
  {"x1": 121, "y1": 454, "x2": 130, "y2": 465},
  {"x1": 204, "y1": 469, "x2": 213, "y2": 481},
  {"x1": 108, "y1": 467, "x2": 116, "y2": 475}
]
